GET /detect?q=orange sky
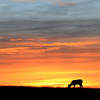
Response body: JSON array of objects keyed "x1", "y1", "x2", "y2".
[{"x1": 0, "y1": 34, "x2": 100, "y2": 88}]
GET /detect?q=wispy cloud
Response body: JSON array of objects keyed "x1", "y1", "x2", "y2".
[
  {"x1": 15, "y1": 0, "x2": 35, "y2": 2},
  {"x1": 0, "y1": 19, "x2": 100, "y2": 36},
  {"x1": 0, "y1": 34, "x2": 100, "y2": 65},
  {"x1": 0, "y1": 4, "x2": 9, "y2": 8}
]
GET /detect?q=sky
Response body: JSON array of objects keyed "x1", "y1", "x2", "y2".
[{"x1": 0, "y1": 0, "x2": 100, "y2": 88}]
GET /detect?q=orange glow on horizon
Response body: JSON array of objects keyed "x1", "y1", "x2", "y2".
[{"x1": 0, "y1": 35, "x2": 100, "y2": 88}]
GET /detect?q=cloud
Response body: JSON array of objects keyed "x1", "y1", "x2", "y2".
[
  {"x1": 0, "y1": 4, "x2": 9, "y2": 8},
  {"x1": 0, "y1": 19, "x2": 100, "y2": 36},
  {"x1": 15, "y1": 0, "x2": 76, "y2": 6},
  {"x1": 15, "y1": 0, "x2": 34, "y2": 2},
  {"x1": 43, "y1": 41, "x2": 100, "y2": 47},
  {"x1": 54, "y1": 1, "x2": 76, "y2": 6},
  {"x1": 0, "y1": 34, "x2": 100, "y2": 63}
]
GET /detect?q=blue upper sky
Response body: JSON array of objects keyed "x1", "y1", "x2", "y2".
[
  {"x1": 0, "y1": 0, "x2": 100, "y2": 21},
  {"x1": 0, "y1": 0, "x2": 100, "y2": 36}
]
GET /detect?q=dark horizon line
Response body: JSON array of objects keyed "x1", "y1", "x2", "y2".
[{"x1": 0, "y1": 86, "x2": 100, "y2": 89}]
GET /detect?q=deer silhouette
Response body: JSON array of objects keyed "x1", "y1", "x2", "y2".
[{"x1": 68, "y1": 79, "x2": 83, "y2": 88}]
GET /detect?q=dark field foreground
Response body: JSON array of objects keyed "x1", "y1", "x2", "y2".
[{"x1": 0, "y1": 86, "x2": 100, "y2": 98}]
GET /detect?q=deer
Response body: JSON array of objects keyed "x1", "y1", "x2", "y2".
[{"x1": 68, "y1": 79, "x2": 83, "y2": 88}]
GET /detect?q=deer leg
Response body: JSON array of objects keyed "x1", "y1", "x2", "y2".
[
  {"x1": 80, "y1": 84, "x2": 82, "y2": 88},
  {"x1": 81, "y1": 84, "x2": 83, "y2": 88},
  {"x1": 74, "y1": 85, "x2": 75, "y2": 88}
]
